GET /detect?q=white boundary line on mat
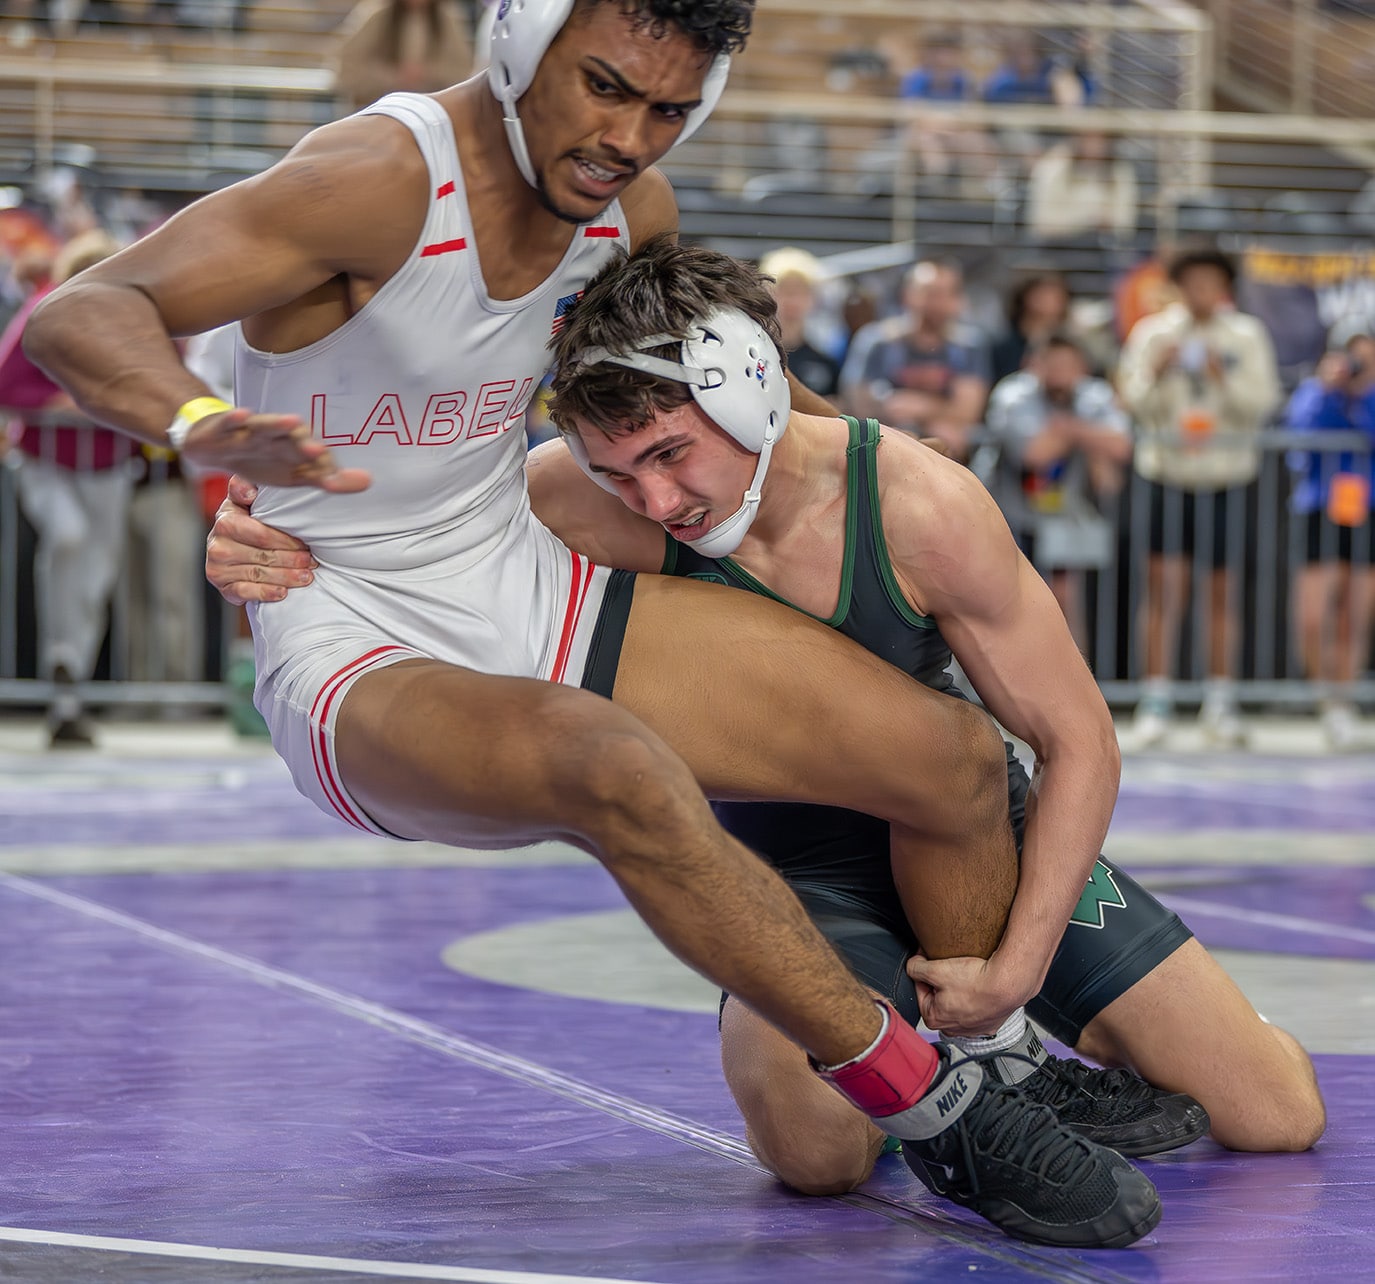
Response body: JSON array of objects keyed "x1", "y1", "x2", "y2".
[
  {"x1": 1159, "y1": 892, "x2": 1375, "y2": 947},
  {"x1": 0, "y1": 1226, "x2": 657, "y2": 1283},
  {"x1": 0, "y1": 872, "x2": 752, "y2": 1163},
  {"x1": 0, "y1": 873, "x2": 1120, "y2": 1283}
]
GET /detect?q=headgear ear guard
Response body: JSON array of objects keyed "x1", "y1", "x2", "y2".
[
  {"x1": 488, "y1": 0, "x2": 730, "y2": 189},
  {"x1": 563, "y1": 307, "x2": 791, "y2": 558}
]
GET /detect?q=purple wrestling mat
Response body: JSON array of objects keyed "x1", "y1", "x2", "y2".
[{"x1": 0, "y1": 731, "x2": 1371, "y2": 1283}]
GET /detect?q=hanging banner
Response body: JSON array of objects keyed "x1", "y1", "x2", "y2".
[{"x1": 1239, "y1": 248, "x2": 1375, "y2": 372}]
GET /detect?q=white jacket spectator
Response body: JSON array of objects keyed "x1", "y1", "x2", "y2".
[{"x1": 1119, "y1": 302, "x2": 1280, "y2": 490}]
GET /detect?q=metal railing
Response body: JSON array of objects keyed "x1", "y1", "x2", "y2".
[
  {"x1": 0, "y1": 418, "x2": 233, "y2": 709},
  {"x1": 2, "y1": 419, "x2": 1371, "y2": 711}
]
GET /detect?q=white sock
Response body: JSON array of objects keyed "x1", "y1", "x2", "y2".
[{"x1": 946, "y1": 1008, "x2": 1028, "y2": 1058}]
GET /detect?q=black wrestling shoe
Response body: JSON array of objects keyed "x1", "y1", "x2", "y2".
[
  {"x1": 983, "y1": 1028, "x2": 1210, "y2": 1158},
  {"x1": 900, "y1": 1044, "x2": 1162, "y2": 1249}
]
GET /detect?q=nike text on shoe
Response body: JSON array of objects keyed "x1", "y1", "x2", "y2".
[{"x1": 899, "y1": 1045, "x2": 1162, "y2": 1249}]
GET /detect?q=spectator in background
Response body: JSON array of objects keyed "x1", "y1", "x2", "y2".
[
  {"x1": 985, "y1": 333, "x2": 1133, "y2": 652},
  {"x1": 982, "y1": 31, "x2": 1093, "y2": 106},
  {"x1": 1114, "y1": 248, "x2": 1176, "y2": 348},
  {"x1": 991, "y1": 271, "x2": 1071, "y2": 385},
  {"x1": 332, "y1": 0, "x2": 474, "y2": 114},
  {"x1": 758, "y1": 246, "x2": 840, "y2": 401},
  {"x1": 0, "y1": 229, "x2": 136, "y2": 747},
  {"x1": 1118, "y1": 246, "x2": 1281, "y2": 748},
  {"x1": 1285, "y1": 332, "x2": 1375, "y2": 749},
  {"x1": 899, "y1": 28, "x2": 970, "y2": 102},
  {"x1": 841, "y1": 258, "x2": 990, "y2": 460},
  {"x1": 981, "y1": 32, "x2": 1094, "y2": 181},
  {"x1": 1, "y1": 248, "x2": 54, "y2": 331},
  {"x1": 897, "y1": 30, "x2": 993, "y2": 193},
  {"x1": 1026, "y1": 130, "x2": 1138, "y2": 246}
]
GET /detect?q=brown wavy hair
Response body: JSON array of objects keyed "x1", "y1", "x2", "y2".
[{"x1": 548, "y1": 234, "x2": 783, "y2": 436}]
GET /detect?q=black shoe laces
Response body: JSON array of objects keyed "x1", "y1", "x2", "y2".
[
  {"x1": 1038, "y1": 1056, "x2": 1163, "y2": 1112},
  {"x1": 943, "y1": 1049, "x2": 1104, "y2": 1195}
]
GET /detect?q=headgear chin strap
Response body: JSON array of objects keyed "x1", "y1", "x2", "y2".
[
  {"x1": 488, "y1": 0, "x2": 731, "y2": 189},
  {"x1": 565, "y1": 308, "x2": 791, "y2": 558}
]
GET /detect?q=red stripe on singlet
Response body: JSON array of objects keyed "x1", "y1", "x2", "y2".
[
  {"x1": 309, "y1": 646, "x2": 410, "y2": 831},
  {"x1": 421, "y1": 238, "x2": 468, "y2": 257},
  {"x1": 582, "y1": 227, "x2": 621, "y2": 238},
  {"x1": 550, "y1": 552, "x2": 596, "y2": 683},
  {"x1": 436, "y1": 180, "x2": 456, "y2": 198}
]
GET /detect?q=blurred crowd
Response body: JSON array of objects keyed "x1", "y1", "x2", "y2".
[
  {"x1": 0, "y1": 4, "x2": 1371, "y2": 752},
  {"x1": 547, "y1": 238, "x2": 1369, "y2": 752},
  {"x1": 0, "y1": 179, "x2": 228, "y2": 747}
]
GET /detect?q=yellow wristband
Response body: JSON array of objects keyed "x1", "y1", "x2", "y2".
[{"x1": 167, "y1": 395, "x2": 233, "y2": 452}]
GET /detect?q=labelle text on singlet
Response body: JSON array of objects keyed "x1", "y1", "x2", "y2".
[{"x1": 309, "y1": 379, "x2": 537, "y2": 446}]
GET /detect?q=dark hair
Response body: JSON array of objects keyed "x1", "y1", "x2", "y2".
[
  {"x1": 579, "y1": 0, "x2": 754, "y2": 58},
  {"x1": 1006, "y1": 271, "x2": 1071, "y2": 330},
  {"x1": 548, "y1": 234, "x2": 782, "y2": 435},
  {"x1": 1167, "y1": 245, "x2": 1237, "y2": 288}
]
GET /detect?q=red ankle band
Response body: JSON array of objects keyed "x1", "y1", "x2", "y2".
[{"x1": 815, "y1": 1001, "x2": 940, "y2": 1118}]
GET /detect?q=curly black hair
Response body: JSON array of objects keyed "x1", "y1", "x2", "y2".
[
  {"x1": 1167, "y1": 244, "x2": 1237, "y2": 288},
  {"x1": 580, "y1": 0, "x2": 755, "y2": 57}
]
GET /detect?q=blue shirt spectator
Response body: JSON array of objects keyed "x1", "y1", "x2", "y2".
[
  {"x1": 899, "y1": 35, "x2": 971, "y2": 102},
  {"x1": 1285, "y1": 337, "x2": 1375, "y2": 515},
  {"x1": 982, "y1": 34, "x2": 1093, "y2": 105},
  {"x1": 896, "y1": 32, "x2": 973, "y2": 103},
  {"x1": 900, "y1": 66, "x2": 971, "y2": 101}
]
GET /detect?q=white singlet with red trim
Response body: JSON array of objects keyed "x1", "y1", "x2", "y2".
[{"x1": 236, "y1": 92, "x2": 630, "y2": 839}]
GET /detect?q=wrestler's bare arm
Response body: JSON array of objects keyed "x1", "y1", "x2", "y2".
[
  {"x1": 526, "y1": 439, "x2": 666, "y2": 570},
  {"x1": 878, "y1": 432, "x2": 1120, "y2": 999},
  {"x1": 621, "y1": 166, "x2": 680, "y2": 249},
  {"x1": 22, "y1": 114, "x2": 425, "y2": 485}
]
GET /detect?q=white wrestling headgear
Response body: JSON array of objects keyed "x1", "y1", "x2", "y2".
[
  {"x1": 488, "y1": 0, "x2": 731, "y2": 189},
  {"x1": 565, "y1": 307, "x2": 791, "y2": 558}
]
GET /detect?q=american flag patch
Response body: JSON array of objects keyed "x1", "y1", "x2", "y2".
[{"x1": 551, "y1": 290, "x2": 583, "y2": 337}]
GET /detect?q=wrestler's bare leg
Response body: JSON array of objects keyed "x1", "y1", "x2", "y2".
[
  {"x1": 720, "y1": 994, "x2": 887, "y2": 1195},
  {"x1": 338, "y1": 660, "x2": 882, "y2": 1062},
  {"x1": 1073, "y1": 938, "x2": 1326, "y2": 1152},
  {"x1": 611, "y1": 577, "x2": 1016, "y2": 942},
  {"x1": 335, "y1": 575, "x2": 1013, "y2": 1065}
]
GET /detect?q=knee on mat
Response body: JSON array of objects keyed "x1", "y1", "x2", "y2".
[
  {"x1": 753, "y1": 1127, "x2": 872, "y2": 1197},
  {"x1": 1214, "y1": 1079, "x2": 1327, "y2": 1153}
]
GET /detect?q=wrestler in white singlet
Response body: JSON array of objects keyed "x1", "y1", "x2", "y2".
[{"x1": 236, "y1": 93, "x2": 629, "y2": 837}]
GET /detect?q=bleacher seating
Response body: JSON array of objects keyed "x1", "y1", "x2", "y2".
[{"x1": 0, "y1": 0, "x2": 1369, "y2": 293}]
